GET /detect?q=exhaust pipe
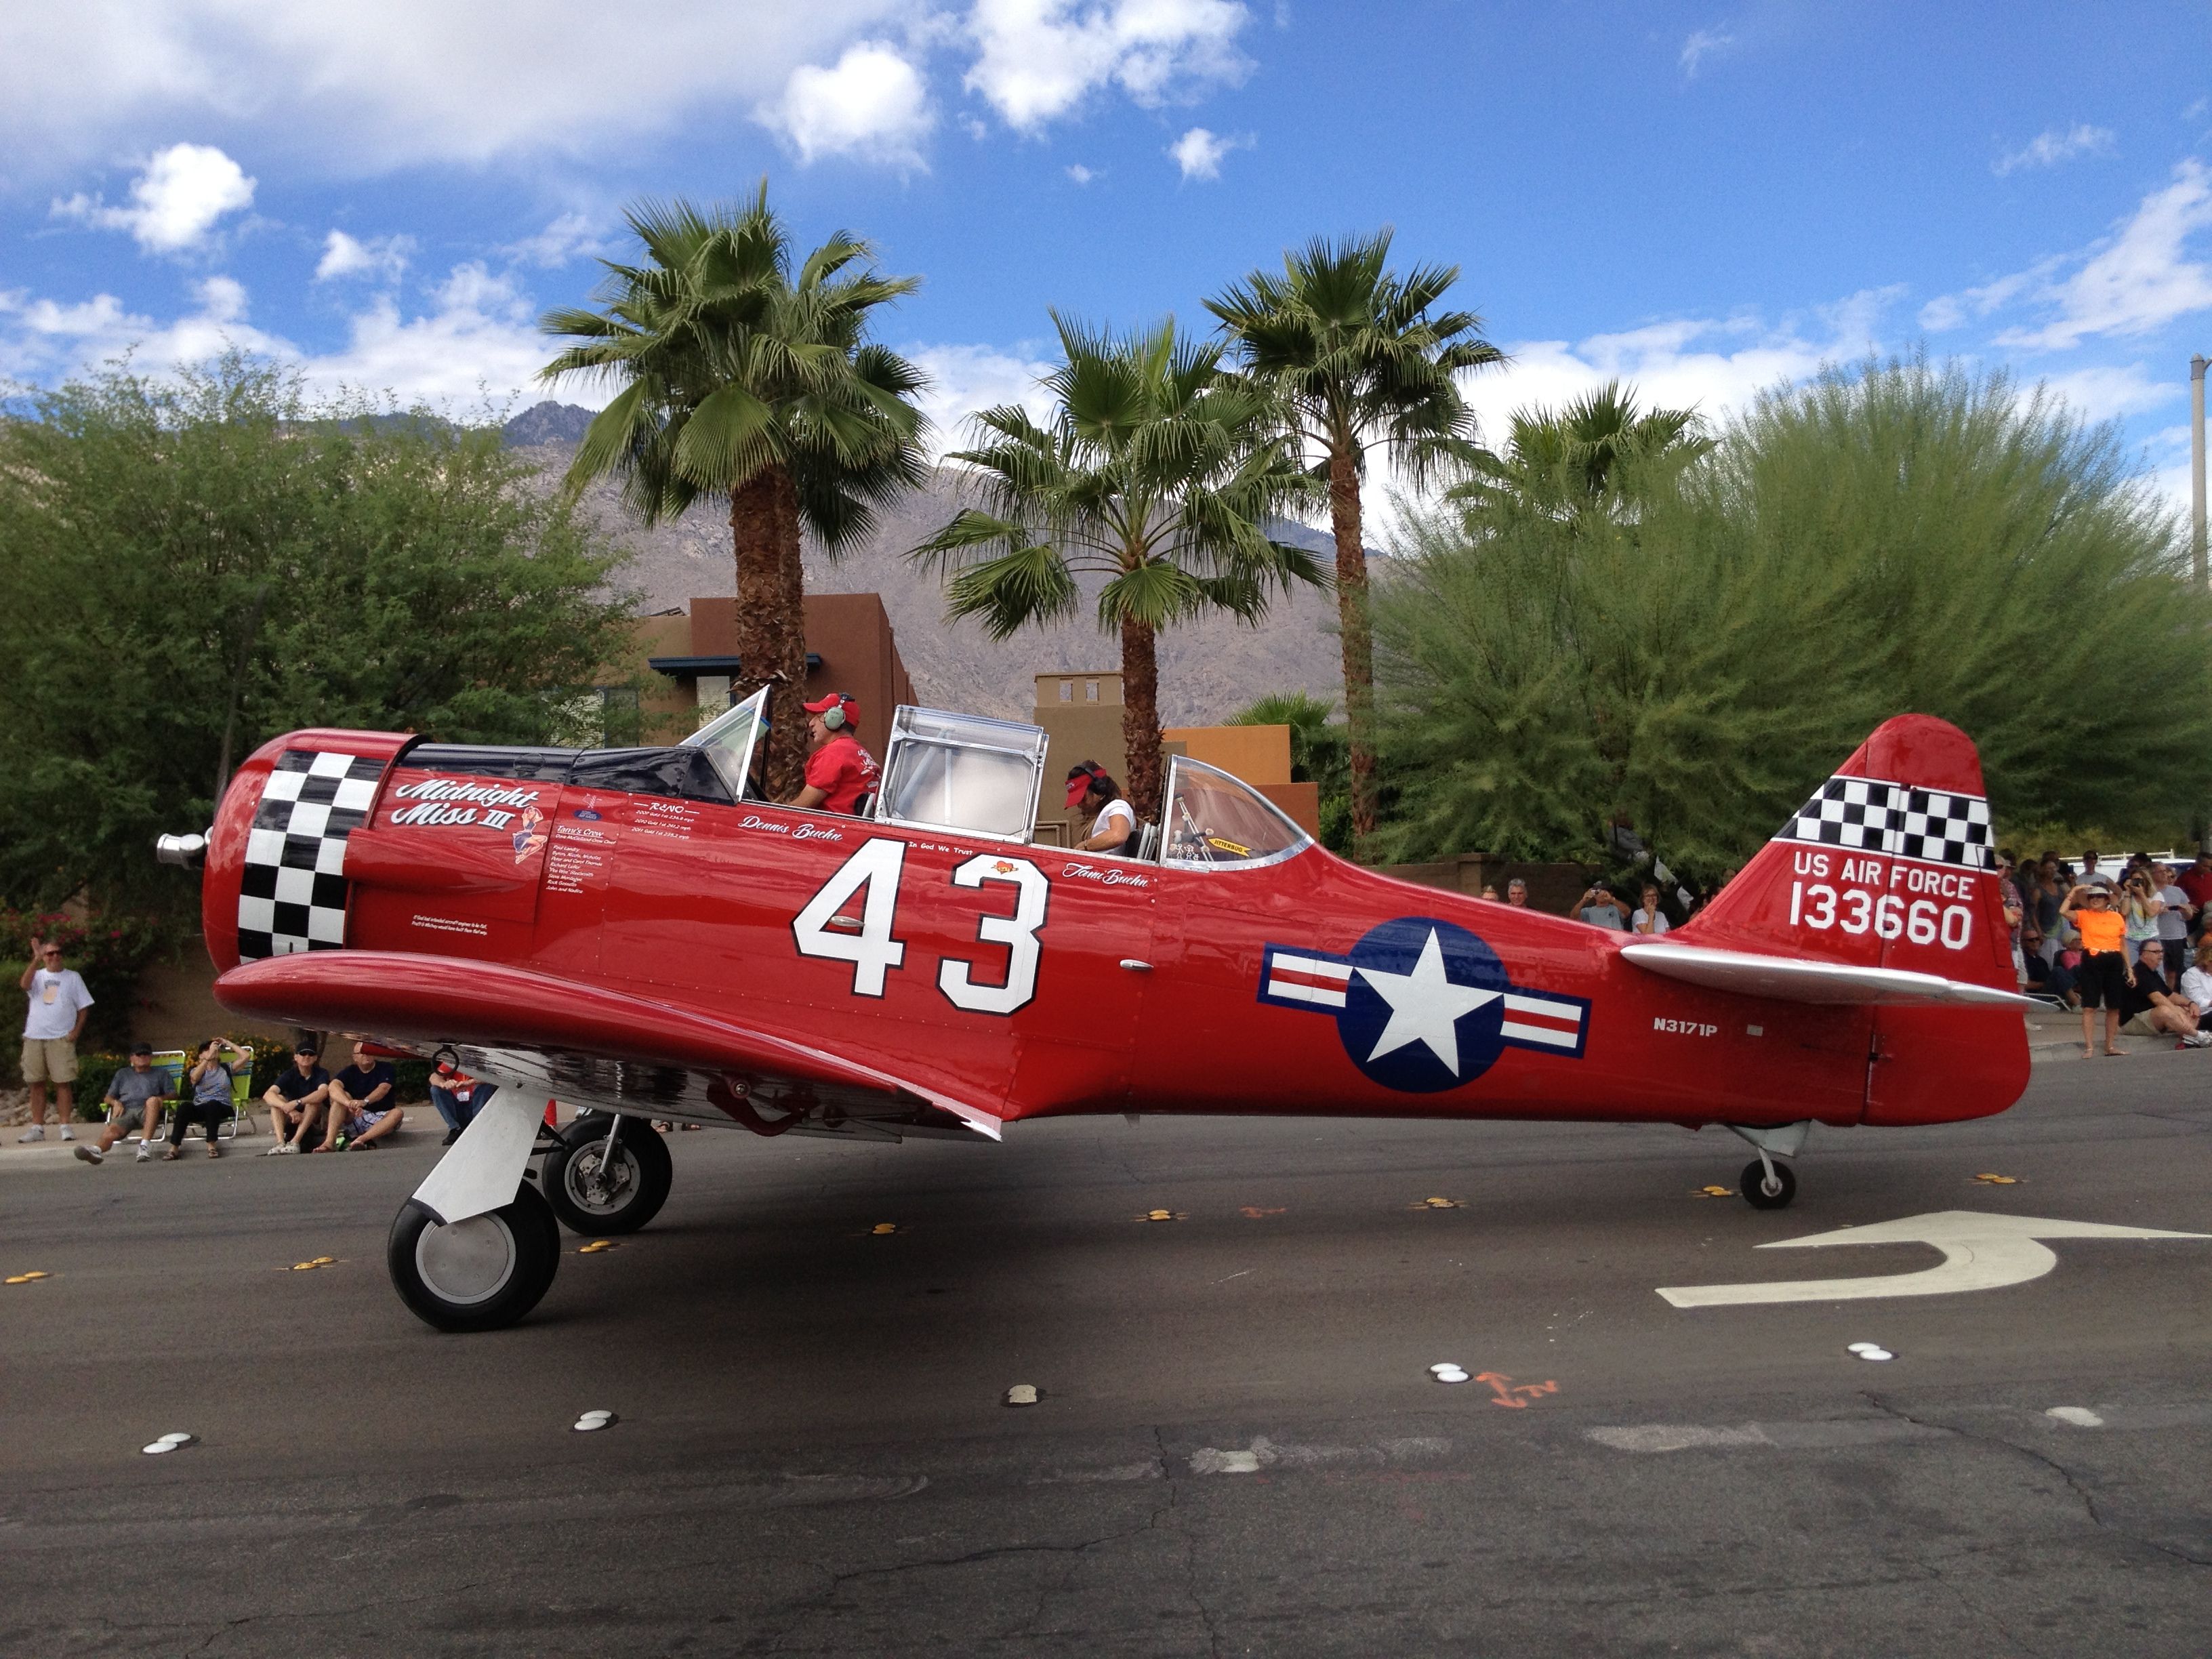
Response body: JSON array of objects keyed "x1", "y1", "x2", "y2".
[{"x1": 155, "y1": 831, "x2": 209, "y2": 867}]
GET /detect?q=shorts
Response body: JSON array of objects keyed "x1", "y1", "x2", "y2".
[
  {"x1": 2123, "y1": 1011, "x2": 2164, "y2": 1037},
  {"x1": 20, "y1": 1038, "x2": 78, "y2": 1084},
  {"x1": 346, "y1": 1109, "x2": 390, "y2": 1137},
  {"x1": 2076, "y1": 952, "x2": 2129, "y2": 1010}
]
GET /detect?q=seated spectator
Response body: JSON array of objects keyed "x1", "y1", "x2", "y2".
[
  {"x1": 2182, "y1": 941, "x2": 2212, "y2": 1019},
  {"x1": 426, "y1": 1060, "x2": 492, "y2": 1146},
  {"x1": 1631, "y1": 884, "x2": 1670, "y2": 936},
  {"x1": 323, "y1": 1044, "x2": 398, "y2": 1150},
  {"x1": 1577, "y1": 884, "x2": 1627, "y2": 928},
  {"x1": 73, "y1": 1043, "x2": 172, "y2": 1166},
  {"x1": 264, "y1": 1042, "x2": 333, "y2": 1155},
  {"x1": 168, "y1": 1038, "x2": 249, "y2": 1159},
  {"x1": 329, "y1": 1044, "x2": 405, "y2": 1150},
  {"x1": 2121, "y1": 941, "x2": 2202, "y2": 1042}
]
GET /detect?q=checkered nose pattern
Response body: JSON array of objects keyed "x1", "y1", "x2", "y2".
[
  {"x1": 1780, "y1": 775, "x2": 1993, "y2": 870},
  {"x1": 236, "y1": 750, "x2": 385, "y2": 960}
]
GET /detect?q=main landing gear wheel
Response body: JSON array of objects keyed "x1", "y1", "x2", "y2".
[
  {"x1": 388, "y1": 1181, "x2": 561, "y2": 1333},
  {"x1": 542, "y1": 1113, "x2": 672, "y2": 1237},
  {"x1": 1740, "y1": 1158, "x2": 1797, "y2": 1210}
]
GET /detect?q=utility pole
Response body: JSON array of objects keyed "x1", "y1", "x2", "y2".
[{"x1": 2193, "y1": 353, "x2": 2207, "y2": 589}]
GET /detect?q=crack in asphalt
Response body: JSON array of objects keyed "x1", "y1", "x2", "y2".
[
  {"x1": 1149, "y1": 1425, "x2": 1225, "y2": 1659},
  {"x1": 1864, "y1": 1393, "x2": 2212, "y2": 1571}
]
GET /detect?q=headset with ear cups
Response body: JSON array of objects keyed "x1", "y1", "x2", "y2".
[{"x1": 817, "y1": 695, "x2": 852, "y2": 731}]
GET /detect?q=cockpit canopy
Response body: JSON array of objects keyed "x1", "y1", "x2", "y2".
[{"x1": 409, "y1": 688, "x2": 1311, "y2": 865}]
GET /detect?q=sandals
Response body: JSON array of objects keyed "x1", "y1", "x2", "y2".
[
  {"x1": 207, "y1": 1141, "x2": 222, "y2": 1158},
  {"x1": 161, "y1": 1146, "x2": 182, "y2": 1160}
]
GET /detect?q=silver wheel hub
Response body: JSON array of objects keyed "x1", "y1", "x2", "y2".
[
  {"x1": 567, "y1": 1148, "x2": 634, "y2": 1213},
  {"x1": 414, "y1": 1214, "x2": 517, "y2": 1305}
]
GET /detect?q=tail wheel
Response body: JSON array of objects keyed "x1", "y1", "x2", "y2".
[
  {"x1": 1740, "y1": 1158, "x2": 1797, "y2": 1210},
  {"x1": 542, "y1": 1115, "x2": 672, "y2": 1237},
  {"x1": 388, "y1": 1182, "x2": 560, "y2": 1332}
]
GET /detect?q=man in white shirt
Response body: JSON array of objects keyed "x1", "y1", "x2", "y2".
[
  {"x1": 1067, "y1": 763, "x2": 1136, "y2": 854},
  {"x1": 18, "y1": 935, "x2": 94, "y2": 1142}
]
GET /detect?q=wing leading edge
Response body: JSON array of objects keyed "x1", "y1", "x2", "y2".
[{"x1": 212, "y1": 950, "x2": 1004, "y2": 1140}]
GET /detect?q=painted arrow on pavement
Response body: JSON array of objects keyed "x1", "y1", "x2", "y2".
[{"x1": 1658, "y1": 1210, "x2": 2209, "y2": 1309}]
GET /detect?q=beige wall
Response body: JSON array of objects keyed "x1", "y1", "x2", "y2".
[{"x1": 1162, "y1": 724, "x2": 1291, "y2": 786}]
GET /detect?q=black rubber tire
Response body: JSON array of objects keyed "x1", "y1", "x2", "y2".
[
  {"x1": 388, "y1": 1181, "x2": 561, "y2": 1333},
  {"x1": 541, "y1": 1114, "x2": 672, "y2": 1237},
  {"x1": 1740, "y1": 1158, "x2": 1797, "y2": 1210}
]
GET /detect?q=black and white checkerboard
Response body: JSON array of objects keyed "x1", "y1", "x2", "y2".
[
  {"x1": 237, "y1": 750, "x2": 385, "y2": 960},
  {"x1": 1776, "y1": 775, "x2": 1993, "y2": 870}
]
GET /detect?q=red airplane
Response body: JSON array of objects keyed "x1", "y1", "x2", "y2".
[{"x1": 161, "y1": 694, "x2": 2030, "y2": 1332}]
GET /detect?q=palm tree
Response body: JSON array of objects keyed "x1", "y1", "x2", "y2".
[
  {"x1": 911, "y1": 314, "x2": 1324, "y2": 819},
  {"x1": 1208, "y1": 230, "x2": 1504, "y2": 856},
  {"x1": 1449, "y1": 381, "x2": 1709, "y2": 520},
  {"x1": 538, "y1": 188, "x2": 928, "y2": 794}
]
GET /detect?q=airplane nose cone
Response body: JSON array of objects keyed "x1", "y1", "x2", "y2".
[{"x1": 155, "y1": 832, "x2": 209, "y2": 867}]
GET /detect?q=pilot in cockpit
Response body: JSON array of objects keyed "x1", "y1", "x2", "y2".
[{"x1": 1067, "y1": 763, "x2": 1136, "y2": 855}]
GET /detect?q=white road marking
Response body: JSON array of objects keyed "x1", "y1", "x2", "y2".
[
  {"x1": 1657, "y1": 1210, "x2": 2210, "y2": 1309},
  {"x1": 2046, "y1": 1407, "x2": 2104, "y2": 1427}
]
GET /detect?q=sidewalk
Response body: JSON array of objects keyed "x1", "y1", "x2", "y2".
[
  {"x1": 0, "y1": 1109, "x2": 439, "y2": 1168},
  {"x1": 2023, "y1": 1002, "x2": 2197, "y2": 1063}
]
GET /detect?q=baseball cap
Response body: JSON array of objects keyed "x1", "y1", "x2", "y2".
[
  {"x1": 1065, "y1": 763, "x2": 1105, "y2": 808},
  {"x1": 294, "y1": 1041, "x2": 319, "y2": 1057},
  {"x1": 802, "y1": 691, "x2": 858, "y2": 723},
  {"x1": 130, "y1": 1042, "x2": 153, "y2": 1056}
]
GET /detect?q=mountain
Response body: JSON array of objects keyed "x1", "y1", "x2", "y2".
[
  {"x1": 503, "y1": 401, "x2": 597, "y2": 446},
  {"x1": 504, "y1": 405, "x2": 1364, "y2": 726}
]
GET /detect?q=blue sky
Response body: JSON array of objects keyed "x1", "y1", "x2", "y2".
[{"x1": 3, "y1": 1, "x2": 2209, "y2": 510}]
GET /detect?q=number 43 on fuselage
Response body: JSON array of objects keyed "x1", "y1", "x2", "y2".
[{"x1": 178, "y1": 693, "x2": 2031, "y2": 1331}]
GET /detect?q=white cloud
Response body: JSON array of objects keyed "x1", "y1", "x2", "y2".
[
  {"x1": 1065, "y1": 162, "x2": 1097, "y2": 184},
  {"x1": 1169, "y1": 125, "x2": 1247, "y2": 180},
  {"x1": 2033, "y1": 362, "x2": 2181, "y2": 422},
  {"x1": 314, "y1": 229, "x2": 415, "y2": 283},
  {"x1": 502, "y1": 212, "x2": 611, "y2": 269},
  {"x1": 1987, "y1": 159, "x2": 2212, "y2": 350},
  {"x1": 1455, "y1": 291, "x2": 1900, "y2": 457},
  {"x1": 0, "y1": 2, "x2": 918, "y2": 171},
  {"x1": 964, "y1": 0, "x2": 1251, "y2": 131},
  {"x1": 0, "y1": 262, "x2": 572, "y2": 416},
  {"x1": 1679, "y1": 27, "x2": 1734, "y2": 77},
  {"x1": 901, "y1": 341, "x2": 1056, "y2": 455},
  {"x1": 759, "y1": 40, "x2": 934, "y2": 166},
  {"x1": 1993, "y1": 123, "x2": 2116, "y2": 176},
  {"x1": 49, "y1": 142, "x2": 255, "y2": 253}
]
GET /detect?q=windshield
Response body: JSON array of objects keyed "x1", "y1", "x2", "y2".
[
  {"x1": 680, "y1": 685, "x2": 769, "y2": 800},
  {"x1": 1160, "y1": 758, "x2": 1311, "y2": 869}
]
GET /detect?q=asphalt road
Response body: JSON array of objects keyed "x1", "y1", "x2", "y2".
[{"x1": 6, "y1": 1052, "x2": 2211, "y2": 1658}]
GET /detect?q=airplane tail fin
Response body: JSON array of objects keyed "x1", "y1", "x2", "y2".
[{"x1": 1668, "y1": 714, "x2": 2015, "y2": 994}]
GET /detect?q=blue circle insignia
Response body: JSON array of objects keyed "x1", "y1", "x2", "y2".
[{"x1": 1334, "y1": 916, "x2": 1511, "y2": 1092}]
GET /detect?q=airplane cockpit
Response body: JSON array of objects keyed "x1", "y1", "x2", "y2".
[{"x1": 681, "y1": 685, "x2": 1313, "y2": 868}]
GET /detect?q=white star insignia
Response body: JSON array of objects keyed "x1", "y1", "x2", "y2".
[{"x1": 1355, "y1": 928, "x2": 1500, "y2": 1076}]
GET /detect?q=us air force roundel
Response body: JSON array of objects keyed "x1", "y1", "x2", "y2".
[{"x1": 1258, "y1": 917, "x2": 1591, "y2": 1092}]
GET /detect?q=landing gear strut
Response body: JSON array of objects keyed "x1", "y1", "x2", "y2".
[{"x1": 1725, "y1": 1121, "x2": 1810, "y2": 1210}]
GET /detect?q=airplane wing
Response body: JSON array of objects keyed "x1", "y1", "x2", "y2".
[
  {"x1": 213, "y1": 951, "x2": 1003, "y2": 1141},
  {"x1": 1618, "y1": 941, "x2": 2040, "y2": 1008}
]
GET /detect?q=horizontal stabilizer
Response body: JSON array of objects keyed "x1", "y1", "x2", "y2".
[{"x1": 1620, "y1": 941, "x2": 2039, "y2": 1008}]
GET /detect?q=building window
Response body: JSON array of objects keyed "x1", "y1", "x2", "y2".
[
  {"x1": 1058, "y1": 680, "x2": 1073, "y2": 701},
  {"x1": 1085, "y1": 680, "x2": 1099, "y2": 702}
]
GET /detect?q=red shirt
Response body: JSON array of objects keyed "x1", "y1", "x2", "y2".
[
  {"x1": 2178, "y1": 867, "x2": 2212, "y2": 908},
  {"x1": 804, "y1": 735, "x2": 880, "y2": 816}
]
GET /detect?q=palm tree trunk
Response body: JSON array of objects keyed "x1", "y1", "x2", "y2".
[
  {"x1": 729, "y1": 466, "x2": 810, "y2": 798},
  {"x1": 1328, "y1": 446, "x2": 1377, "y2": 856},
  {"x1": 1120, "y1": 615, "x2": 1164, "y2": 823}
]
